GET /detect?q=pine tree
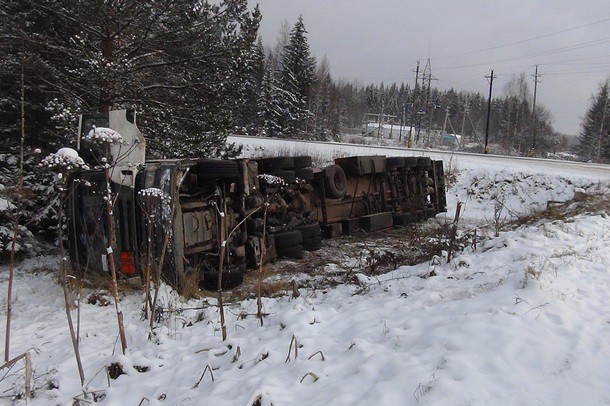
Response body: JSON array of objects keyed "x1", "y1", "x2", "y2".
[
  {"x1": 579, "y1": 80, "x2": 610, "y2": 162},
  {"x1": 278, "y1": 15, "x2": 316, "y2": 138},
  {"x1": 0, "y1": 0, "x2": 261, "y2": 158},
  {"x1": 257, "y1": 71, "x2": 283, "y2": 137},
  {"x1": 310, "y1": 56, "x2": 333, "y2": 140},
  {"x1": 236, "y1": 38, "x2": 266, "y2": 135},
  {"x1": 0, "y1": 0, "x2": 260, "y2": 257}
]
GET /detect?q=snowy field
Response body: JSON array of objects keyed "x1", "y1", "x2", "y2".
[{"x1": 1, "y1": 139, "x2": 609, "y2": 405}]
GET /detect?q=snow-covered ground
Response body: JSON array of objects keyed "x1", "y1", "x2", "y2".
[{"x1": 1, "y1": 139, "x2": 609, "y2": 405}]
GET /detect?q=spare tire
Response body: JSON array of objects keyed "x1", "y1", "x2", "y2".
[{"x1": 323, "y1": 164, "x2": 347, "y2": 199}]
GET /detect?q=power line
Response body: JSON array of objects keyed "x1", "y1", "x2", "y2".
[
  {"x1": 435, "y1": 35, "x2": 610, "y2": 71},
  {"x1": 434, "y1": 17, "x2": 610, "y2": 60}
]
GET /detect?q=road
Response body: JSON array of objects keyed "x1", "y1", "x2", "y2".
[{"x1": 227, "y1": 135, "x2": 610, "y2": 182}]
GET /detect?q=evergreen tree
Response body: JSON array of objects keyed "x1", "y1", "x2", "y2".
[
  {"x1": 0, "y1": 0, "x2": 261, "y2": 158},
  {"x1": 0, "y1": 0, "x2": 260, "y2": 256},
  {"x1": 257, "y1": 70, "x2": 287, "y2": 137},
  {"x1": 310, "y1": 56, "x2": 334, "y2": 140},
  {"x1": 278, "y1": 15, "x2": 316, "y2": 138},
  {"x1": 579, "y1": 80, "x2": 610, "y2": 162},
  {"x1": 236, "y1": 38, "x2": 266, "y2": 135}
]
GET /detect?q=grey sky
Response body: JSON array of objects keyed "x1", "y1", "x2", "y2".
[{"x1": 250, "y1": 0, "x2": 610, "y2": 136}]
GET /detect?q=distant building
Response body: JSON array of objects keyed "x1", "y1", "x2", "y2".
[
  {"x1": 364, "y1": 122, "x2": 414, "y2": 139},
  {"x1": 441, "y1": 133, "x2": 462, "y2": 148}
]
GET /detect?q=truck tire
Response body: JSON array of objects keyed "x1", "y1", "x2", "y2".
[
  {"x1": 295, "y1": 222, "x2": 321, "y2": 238},
  {"x1": 323, "y1": 164, "x2": 347, "y2": 199},
  {"x1": 200, "y1": 266, "x2": 245, "y2": 291},
  {"x1": 293, "y1": 155, "x2": 313, "y2": 168},
  {"x1": 273, "y1": 230, "x2": 302, "y2": 248},
  {"x1": 277, "y1": 244, "x2": 304, "y2": 260},
  {"x1": 386, "y1": 156, "x2": 406, "y2": 169},
  {"x1": 302, "y1": 235, "x2": 322, "y2": 251},
  {"x1": 260, "y1": 157, "x2": 294, "y2": 171},
  {"x1": 295, "y1": 167, "x2": 314, "y2": 181},
  {"x1": 392, "y1": 212, "x2": 412, "y2": 226},
  {"x1": 416, "y1": 157, "x2": 432, "y2": 168},
  {"x1": 268, "y1": 170, "x2": 296, "y2": 183},
  {"x1": 404, "y1": 157, "x2": 419, "y2": 168},
  {"x1": 196, "y1": 159, "x2": 239, "y2": 179}
]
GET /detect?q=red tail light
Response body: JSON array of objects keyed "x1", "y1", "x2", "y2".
[{"x1": 120, "y1": 252, "x2": 136, "y2": 275}]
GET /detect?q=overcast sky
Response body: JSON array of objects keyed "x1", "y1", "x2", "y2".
[{"x1": 249, "y1": 0, "x2": 610, "y2": 136}]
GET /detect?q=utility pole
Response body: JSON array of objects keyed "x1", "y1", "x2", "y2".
[
  {"x1": 421, "y1": 59, "x2": 437, "y2": 146},
  {"x1": 408, "y1": 60, "x2": 420, "y2": 148},
  {"x1": 461, "y1": 103, "x2": 468, "y2": 148},
  {"x1": 399, "y1": 104, "x2": 405, "y2": 142},
  {"x1": 442, "y1": 107, "x2": 450, "y2": 133},
  {"x1": 530, "y1": 65, "x2": 541, "y2": 156},
  {"x1": 484, "y1": 69, "x2": 496, "y2": 154},
  {"x1": 378, "y1": 99, "x2": 384, "y2": 139}
]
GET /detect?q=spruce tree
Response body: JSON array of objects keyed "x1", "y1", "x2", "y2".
[
  {"x1": 278, "y1": 15, "x2": 316, "y2": 138},
  {"x1": 236, "y1": 38, "x2": 266, "y2": 135},
  {"x1": 579, "y1": 80, "x2": 610, "y2": 162},
  {"x1": 0, "y1": 0, "x2": 261, "y2": 158}
]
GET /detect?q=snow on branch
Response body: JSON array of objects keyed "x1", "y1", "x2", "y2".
[
  {"x1": 40, "y1": 147, "x2": 90, "y2": 174},
  {"x1": 138, "y1": 187, "x2": 171, "y2": 202},
  {"x1": 85, "y1": 126, "x2": 124, "y2": 144},
  {"x1": 258, "y1": 173, "x2": 287, "y2": 186}
]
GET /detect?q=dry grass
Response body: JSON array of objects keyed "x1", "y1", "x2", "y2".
[{"x1": 511, "y1": 187, "x2": 609, "y2": 228}]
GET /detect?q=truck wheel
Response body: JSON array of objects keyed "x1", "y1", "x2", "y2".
[
  {"x1": 273, "y1": 230, "x2": 302, "y2": 248},
  {"x1": 302, "y1": 235, "x2": 322, "y2": 251},
  {"x1": 416, "y1": 157, "x2": 432, "y2": 168},
  {"x1": 404, "y1": 157, "x2": 419, "y2": 168},
  {"x1": 277, "y1": 244, "x2": 304, "y2": 260},
  {"x1": 323, "y1": 164, "x2": 347, "y2": 199},
  {"x1": 386, "y1": 156, "x2": 406, "y2": 169},
  {"x1": 295, "y1": 167, "x2": 314, "y2": 181},
  {"x1": 200, "y1": 269, "x2": 245, "y2": 291},
  {"x1": 293, "y1": 155, "x2": 312, "y2": 168},
  {"x1": 196, "y1": 159, "x2": 239, "y2": 179},
  {"x1": 392, "y1": 212, "x2": 412, "y2": 226},
  {"x1": 295, "y1": 222, "x2": 321, "y2": 238},
  {"x1": 268, "y1": 170, "x2": 296, "y2": 183},
  {"x1": 260, "y1": 157, "x2": 294, "y2": 171}
]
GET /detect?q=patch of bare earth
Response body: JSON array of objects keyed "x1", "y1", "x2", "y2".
[{"x1": 225, "y1": 219, "x2": 472, "y2": 301}]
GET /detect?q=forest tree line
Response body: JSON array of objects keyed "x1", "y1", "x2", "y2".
[{"x1": 1, "y1": 1, "x2": 607, "y2": 159}]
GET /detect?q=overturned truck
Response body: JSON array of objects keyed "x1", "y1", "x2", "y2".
[{"x1": 66, "y1": 110, "x2": 447, "y2": 290}]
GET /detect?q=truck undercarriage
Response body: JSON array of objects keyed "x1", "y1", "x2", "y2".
[{"x1": 65, "y1": 111, "x2": 447, "y2": 292}]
